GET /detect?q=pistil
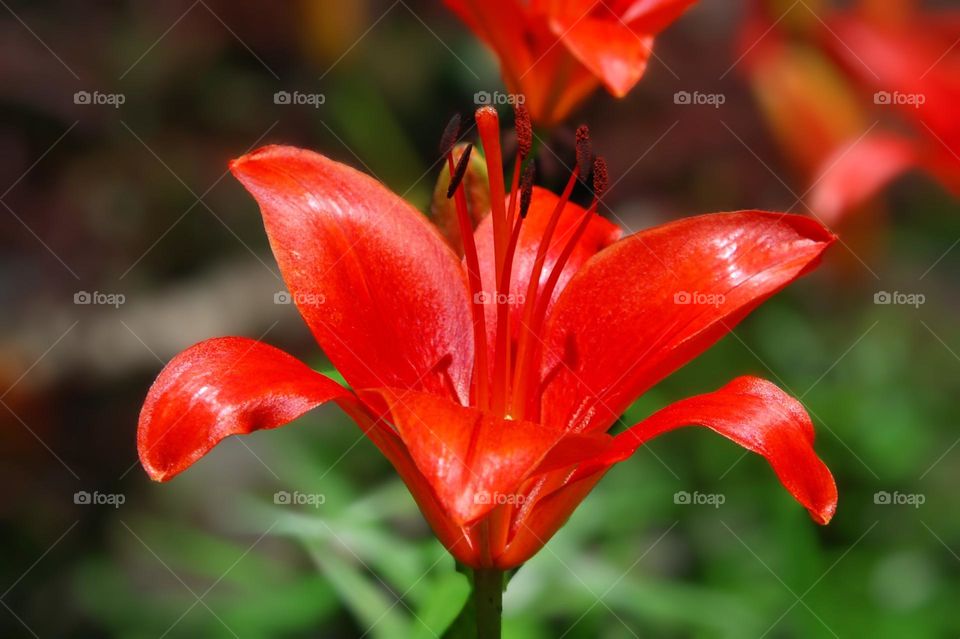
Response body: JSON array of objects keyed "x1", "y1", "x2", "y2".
[{"x1": 482, "y1": 105, "x2": 533, "y2": 414}]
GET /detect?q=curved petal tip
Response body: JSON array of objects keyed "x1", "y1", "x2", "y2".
[{"x1": 137, "y1": 337, "x2": 350, "y2": 482}]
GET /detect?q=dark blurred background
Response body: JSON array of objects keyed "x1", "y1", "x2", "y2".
[{"x1": 2, "y1": 1, "x2": 959, "y2": 637}]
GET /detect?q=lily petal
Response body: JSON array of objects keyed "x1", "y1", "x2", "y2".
[
  {"x1": 618, "y1": 0, "x2": 699, "y2": 33},
  {"x1": 540, "y1": 211, "x2": 835, "y2": 433},
  {"x1": 578, "y1": 376, "x2": 838, "y2": 524},
  {"x1": 548, "y1": 0, "x2": 697, "y2": 96},
  {"x1": 138, "y1": 337, "x2": 351, "y2": 481},
  {"x1": 444, "y1": 0, "x2": 536, "y2": 91},
  {"x1": 809, "y1": 133, "x2": 917, "y2": 225},
  {"x1": 497, "y1": 471, "x2": 604, "y2": 568},
  {"x1": 500, "y1": 376, "x2": 837, "y2": 567},
  {"x1": 365, "y1": 388, "x2": 567, "y2": 525},
  {"x1": 444, "y1": 0, "x2": 601, "y2": 125},
  {"x1": 550, "y1": 12, "x2": 655, "y2": 97},
  {"x1": 231, "y1": 146, "x2": 474, "y2": 404},
  {"x1": 341, "y1": 401, "x2": 481, "y2": 566},
  {"x1": 138, "y1": 337, "x2": 481, "y2": 564}
]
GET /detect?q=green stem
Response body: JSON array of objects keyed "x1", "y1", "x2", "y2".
[{"x1": 473, "y1": 568, "x2": 503, "y2": 639}]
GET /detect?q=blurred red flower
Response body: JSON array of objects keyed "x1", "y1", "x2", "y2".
[
  {"x1": 137, "y1": 107, "x2": 837, "y2": 569},
  {"x1": 742, "y1": 0, "x2": 960, "y2": 226},
  {"x1": 445, "y1": 0, "x2": 699, "y2": 125}
]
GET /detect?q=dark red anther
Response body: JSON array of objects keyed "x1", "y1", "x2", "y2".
[
  {"x1": 575, "y1": 125, "x2": 592, "y2": 182},
  {"x1": 519, "y1": 163, "x2": 535, "y2": 218},
  {"x1": 440, "y1": 113, "x2": 461, "y2": 157},
  {"x1": 514, "y1": 103, "x2": 533, "y2": 158},
  {"x1": 446, "y1": 143, "x2": 474, "y2": 199},
  {"x1": 592, "y1": 156, "x2": 609, "y2": 200}
]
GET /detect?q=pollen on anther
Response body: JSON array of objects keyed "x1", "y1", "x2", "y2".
[
  {"x1": 519, "y1": 163, "x2": 535, "y2": 218},
  {"x1": 440, "y1": 113, "x2": 461, "y2": 157},
  {"x1": 447, "y1": 143, "x2": 474, "y2": 199},
  {"x1": 514, "y1": 104, "x2": 532, "y2": 158},
  {"x1": 592, "y1": 156, "x2": 609, "y2": 200},
  {"x1": 575, "y1": 125, "x2": 592, "y2": 181}
]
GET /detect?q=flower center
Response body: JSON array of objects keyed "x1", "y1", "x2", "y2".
[{"x1": 443, "y1": 106, "x2": 607, "y2": 421}]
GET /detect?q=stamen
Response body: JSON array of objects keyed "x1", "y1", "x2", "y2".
[
  {"x1": 440, "y1": 113, "x2": 461, "y2": 157},
  {"x1": 516, "y1": 157, "x2": 609, "y2": 419},
  {"x1": 506, "y1": 156, "x2": 522, "y2": 227},
  {"x1": 575, "y1": 125, "x2": 592, "y2": 183},
  {"x1": 510, "y1": 165, "x2": 579, "y2": 418},
  {"x1": 519, "y1": 163, "x2": 535, "y2": 219},
  {"x1": 592, "y1": 156, "x2": 609, "y2": 200},
  {"x1": 447, "y1": 143, "x2": 474, "y2": 199},
  {"x1": 446, "y1": 145, "x2": 489, "y2": 409},
  {"x1": 514, "y1": 104, "x2": 532, "y2": 159},
  {"x1": 492, "y1": 211, "x2": 524, "y2": 413},
  {"x1": 489, "y1": 104, "x2": 535, "y2": 415},
  {"x1": 505, "y1": 104, "x2": 532, "y2": 228}
]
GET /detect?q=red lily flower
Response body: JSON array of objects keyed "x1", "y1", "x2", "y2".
[
  {"x1": 138, "y1": 106, "x2": 837, "y2": 570},
  {"x1": 818, "y1": 2, "x2": 960, "y2": 197},
  {"x1": 444, "y1": 0, "x2": 699, "y2": 125},
  {"x1": 740, "y1": 0, "x2": 960, "y2": 226}
]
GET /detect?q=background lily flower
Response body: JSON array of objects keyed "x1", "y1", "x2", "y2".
[
  {"x1": 817, "y1": 1, "x2": 960, "y2": 199},
  {"x1": 138, "y1": 107, "x2": 837, "y2": 577},
  {"x1": 444, "y1": 0, "x2": 699, "y2": 125},
  {"x1": 741, "y1": 0, "x2": 960, "y2": 227}
]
